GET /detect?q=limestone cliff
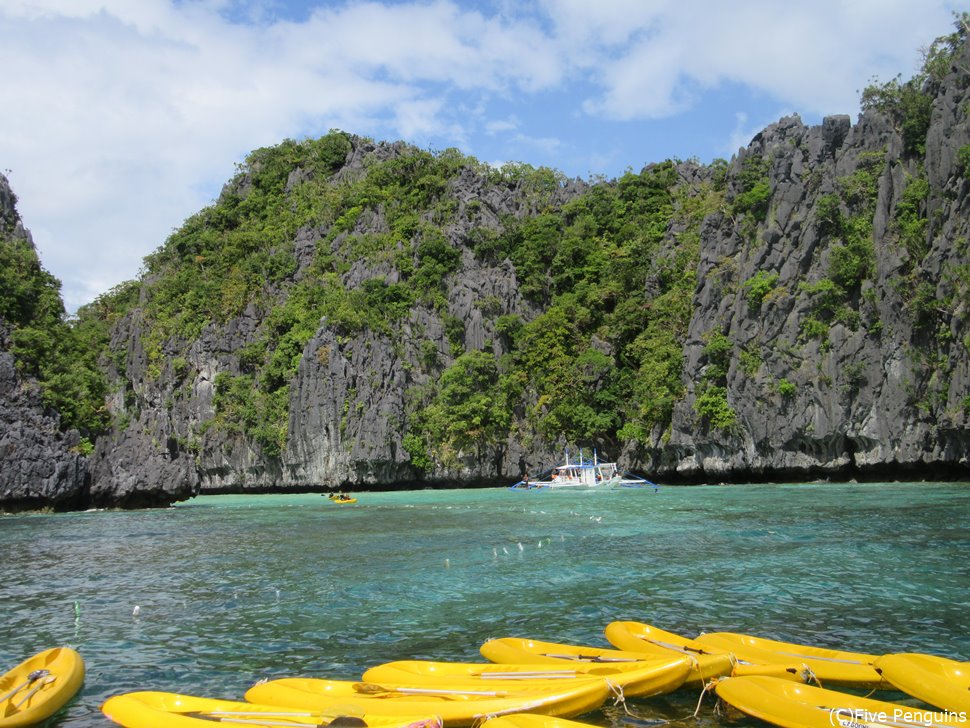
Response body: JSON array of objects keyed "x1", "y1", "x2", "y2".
[
  {"x1": 0, "y1": 174, "x2": 88, "y2": 510},
  {"x1": 5, "y1": 27, "x2": 970, "y2": 511}
]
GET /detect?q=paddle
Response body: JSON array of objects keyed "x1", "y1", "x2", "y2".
[
  {"x1": 540, "y1": 653, "x2": 639, "y2": 663},
  {"x1": 644, "y1": 637, "x2": 714, "y2": 655},
  {"x1": 353, "y1": 683, "x2": 508, "y2": 697},
  {"x1": 185, "y1": 711, "x2": 369, "y2": 727},
  {"x1": 188, "y1": 716, "x2": 326, "y2": 727},
  {"x1": 13, "y1": 675, "x2": 55, "y2": 708},
  {"x1": 0, "y1": 669, "x2": 50, "y2": 704}
]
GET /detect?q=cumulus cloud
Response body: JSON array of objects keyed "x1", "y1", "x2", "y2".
[
  {"x1": 0, "y1": 0, "x2": 961, "y2": 310},
  {"x1": 567, "y1": 0, "x2": 958, "y2": 119}
]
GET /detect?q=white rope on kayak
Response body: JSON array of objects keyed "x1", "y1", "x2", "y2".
[
  {"x1": 606, "y1": 677, "x2": 718, "y2": 725},
  {"x1": 698, "y1": 679, "x2": 721, "y2": 718},
  {"x1": 804, "y1": 665, "x2": 822, "y2": 687},
  {"x1": 605, "y1": 678, "x2": 631, "y2": 715}
]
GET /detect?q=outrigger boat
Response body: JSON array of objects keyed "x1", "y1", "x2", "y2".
[{"x1": 509, "y1": 450, "x2": 657, "y2": 491}]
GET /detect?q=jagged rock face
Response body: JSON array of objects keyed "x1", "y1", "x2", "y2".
[
  {"x1": 94, "y1": 144, "x2": 576, "y2": 494},
  {"x1": 0, "y1": 342, "x2": 88, "y2": 510},
  {"x1": 0, "y1": 174, "x2": 88, "y2": 512},
  {"x1": 10, "y1": 38, "x2": 970, "y2": 510},
  {"x1": 93, "y1": 39, "x2": 970, "y2": 501},
  {"x1": 86, "y1": 309, "x2": 200, "y2": 507},
  {"x1": 650, "y1": 41, "x2": 970, "y2": 480}
]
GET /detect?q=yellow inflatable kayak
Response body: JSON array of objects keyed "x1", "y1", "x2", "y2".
[
  {"x1": 605, "y1": 620, "x2": 717, "y2": 656},
  {"x1": 102, "y1": 691, "x2": 445, "y2": 728},
  {"x1": 361, "y1": 655, "x2": 691, "y2": 698},
  {"x1": 874, "y1": 653, "x2": 970, "y2": 714},
  {"x1": 480, "y1": 636, "x2": 733, "y2": 686},
  {"x1": 715, "y1": 675, "x2": 969, "y2": 728},
  {"x1": 327, "y1": 495, "x2": 357, "y2": 504},
  {"x1": 245, "y1": 678, "x2": 610, "y2": 727},
  {"x1": 480, "y1": 714, "x2": 601, "y2": 728},
  {"x1": 605, "y1": 621, "x2": 816, "y2": 683},
  {"x1": 0, "y1": 647, "x2": 85, "y2": 728},
  {"x1": 696, "y1": 631, "x2": 885, "y2": 688}
]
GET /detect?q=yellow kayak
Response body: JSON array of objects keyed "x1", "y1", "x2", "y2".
[
  {"x1": 480, "y1": 714, "x2": 601, "y2": 728},
  {"x1": 605, "y1": 620, "x2": 717, "y2": 656},
  {"x1": 245, "y1": 678, "x2": 610, "y2": 727},
  {"x1": 0, "y1": 647, "x2": 85, "y2": 728},
  {"x1": 715, "y1": 675, "x2": 969, "y2": 728},
  {"x1": 874, "y1": 653, "x2": 970, "y2": 714},
  {"x1": 605, "y1": 621, "x2": 816, "y2": 683},
  {"x1": 696, "y1": 631, "x2": 885, "y2": 688},
  {"x1": 102, "y1": 691, "x2": 445, "y2": 728},
  {"x1": 361, "y1": 655, "x2": 692, "y2": 698},
  {"x1": 480, "y1": 636, "x2": 733, "y2": 686}
]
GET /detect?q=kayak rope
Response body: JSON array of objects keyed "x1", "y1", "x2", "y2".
[
  {"x1": 616, "y1": 678, "x2": 718, "y2": 725},
  {"x1": 727, "y1": 655, "x2": 821, "y2": 687},
  {"x1": 693, "y1": 679, "x2": 718, "y2": 718},
  {"x1": 605, "y1": 678, "x2": 630, "y2": 715},
  {"x1": 804, "y1": 665, "x2": 822, "y2": 687}
]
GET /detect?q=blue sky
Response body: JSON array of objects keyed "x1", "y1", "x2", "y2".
[{"x1": 0, "y1": 0, "x2": 962, "y2": 311}]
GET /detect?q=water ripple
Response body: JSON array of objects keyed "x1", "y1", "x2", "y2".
[{"x1": 0, "y1": 483, "x2": 967, "y2": 725}]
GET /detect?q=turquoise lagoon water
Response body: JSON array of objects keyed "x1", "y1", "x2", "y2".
[{"x1": 2, "y1": 482, "x2": 969, "y2": 726}]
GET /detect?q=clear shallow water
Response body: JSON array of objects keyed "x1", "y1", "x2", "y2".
[{"x1": 1, "y1": 482, "x2": 968, "y2": 726}]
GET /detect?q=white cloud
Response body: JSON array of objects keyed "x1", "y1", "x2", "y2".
[
  {"x1": 567, "y1": 0, "x2": 961, "y2": 119},
  {"x1": 509, "y1": 132, "x2": 562, "y2": 157},
  {"x1": 0, "y1": 0, "x2": 962, "y2": 311},
  {"x1": 0, "y1": 0, "x2": 566, "y2": 310},
  {"x1": 485, "y1": 117, "x2": 519, "y2": 135}
]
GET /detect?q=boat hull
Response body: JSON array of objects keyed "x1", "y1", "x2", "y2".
[
  {"x1": 245, "y1": 678, "x2": 610, "y2": 727},
  {"x1": 696, "y1": 631, "x2": 885, "y2": 688},
  {"x1": 605, "y1": 621, "x2": 815, "y2": 682},
  {"x1": 361, "y1": 656, "x2": 691, "y2": 698},
  {"x1": 480, "y1": 636, "x2": 733, "y2": 686},
  {"x1": 102, "y1": 691, "x2": 445, "y2": 728},
  {"x1": 715, "y1": 675, "x2": 969, "y2": 728},
  {"x1": 874, "y1": 653, "x2": 970, "y2": 714},
  {"x1": 0, "y1": 647, "x2": 85, "y2": 728}
]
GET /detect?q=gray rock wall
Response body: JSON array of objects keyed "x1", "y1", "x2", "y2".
[
  {"x1": 647, "y1": 41, "x2": 970, "y2": 480},
  {"x1": 0, "y1": 174, "x2": 88, "y2": 511},
  {"x1": 8, "y1": 39, "x2": 970, "y2": 509}
]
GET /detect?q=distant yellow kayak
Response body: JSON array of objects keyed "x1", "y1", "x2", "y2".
[
  {"x1": 479, "y1": 636, "x2": 733, "y2": 686},
  {"x1": 102, "y1": 691, "x2": 445, "y2": 728},
  {"x1": 480, "y1": 714, "x2": 601, "y2": 728},
  {"x1": 715, "y1": 675, "x2": 969, "y2": 728},
  {"x1": 0, "y1": 647, "x2": 85, "y2": 728},
  {"x1": 361, "y1": 655, "x2": 691, "y2": 698},
  {"x1": 696, "y1": 631, "x2": 885, "y2": 688},
  {"x1": 245, "y1": 677, "x2": 610, "y2": 727},
  {"x1": 327, "y1": 495, "x2": 357, "y2": 504},
  {"x1": 874, "y1": 653, "x2": 970, "y2": 714},
  {"x1": 605, "y1": 621, "x2": 816, "y2": 683}
]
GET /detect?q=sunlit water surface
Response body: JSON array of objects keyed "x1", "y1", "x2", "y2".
[{"x1": 2, "y1": 482, "x2": 968, "y2": 726}]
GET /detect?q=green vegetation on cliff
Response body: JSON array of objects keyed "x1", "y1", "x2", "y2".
[
  {"x1": 106, "y1": 118, "x2": 725, "y2": 463},
  {"x1": 0, "y1": 204, "x2": 109, "y2": 443},
  {"x1": 6, "y1": 16, "x2": 968, "y2": 484}
]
